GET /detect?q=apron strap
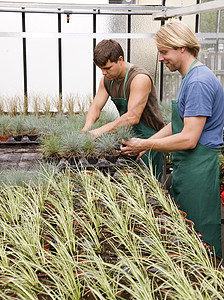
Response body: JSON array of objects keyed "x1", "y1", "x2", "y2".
[
  {"x1": 109, "y1": 80, "x2": 113, "y2": 95},
  {"x1": 109, "y1": 63, "x2": 130, "y2": 99},
  {"x1": 177, "y1": 59, "x2": 198, "y2": 102},
  {"x1": 123, "y1": 63, "x2": 129, "y2": 100}
]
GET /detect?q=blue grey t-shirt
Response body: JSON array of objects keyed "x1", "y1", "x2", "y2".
[{"x1": 178, "y1": 65, "x2": 224, "y2": 148}]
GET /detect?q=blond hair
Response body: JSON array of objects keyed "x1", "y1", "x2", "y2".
[{"x1": 154, "y1": 21, "x2": 200, "y2": 58}]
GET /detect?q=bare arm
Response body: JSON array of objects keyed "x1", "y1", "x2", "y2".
[
  {"x1": 82, "y1": 77, "x2": 109, "y2": 132},
  {"x1": 150, "y1": 122, "x2": 172, "y2": 139},
  {"x1": 121, "y1": 116, "x2": 206, "y2": 155},
  {"x1": 88, "y1": 74, "x2": 151, "y2": 137}
]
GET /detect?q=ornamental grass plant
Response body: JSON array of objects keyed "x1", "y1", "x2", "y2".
[
  {"x1": 0, "y1": 114, "x2": 11, "y2": 136},
  {"x1": 0, "y1": 162, "x2": 223, "y2": 299},
  {"x1": 95, "y1": 133, "x2": 120, "y2": 155},
  {"x1": 0, "y1": 98, "x2": 223, "y2": 298},
  {"x1": 9, "y1": 114, "x2": 26, "y2": 137}
]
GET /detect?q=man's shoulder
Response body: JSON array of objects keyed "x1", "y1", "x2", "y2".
[
  {"x1": 130, "y1": 64, "x2": 149, "y2": 75},
  {"x1": 189, "y1": 65, "x2": 220, "y2": 86},
  {"x1": 129, "y1": 65, "x2": 152, "y2": 83}
]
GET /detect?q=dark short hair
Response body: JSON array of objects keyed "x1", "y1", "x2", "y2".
[{"x1": 94, "y1": 39, "x2": 124, "y2": 67}]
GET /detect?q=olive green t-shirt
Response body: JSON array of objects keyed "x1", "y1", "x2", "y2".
[{"x1": 104, "y1": 65, "x2": 164, "y2": 131}]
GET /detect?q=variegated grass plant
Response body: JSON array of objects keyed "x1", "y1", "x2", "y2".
[{"x1": 0, "y1": 162, "x2": 223, "y2": 298}]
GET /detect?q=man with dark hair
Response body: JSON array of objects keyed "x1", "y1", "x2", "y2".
[
  {"x1": 82, "y1": 39, "x2": 165, "y2": 179},
  {"x1": 93, "y1": 39, "x2": 124, "y2": 66}
]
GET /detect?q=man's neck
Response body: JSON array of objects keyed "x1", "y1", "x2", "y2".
[
  {"x1": 180, "y1": 56, "x2": 200, "y2": 76},
  {"x1": 117, "y1": 61, "x2": 131, "y2": 80}
]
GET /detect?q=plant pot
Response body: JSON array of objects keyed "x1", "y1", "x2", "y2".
[
  {"x1": 67, "y1": 156, "x2": 81, "y2": 166},
  {"x1": 120, "y1": 151, "x2": 138, "y2": 163},
  {"x1": 0, "y1": 134, "x2": 11, "y2": 142},
  {"x1": 178, "y1": 210, "x2": 187, "y2": 219},
  {"x1": 87, "y1": 156, "x2": 98, "y2": 165},
  {"x1": 185, "y1": 218, "x2": 195, "y2": 231},
  {"x1": 21, "y1": 136, "x2": 30, "y2": 142},
  {"x1": 105, "y1": 154, "x2": 120, "y2": 164},
  {"x1": 27, "y1": 134, "x2": 39, "y2": 141},
  {"x1": 13, "y1": 135, "x2": 23, "y2": 142}
]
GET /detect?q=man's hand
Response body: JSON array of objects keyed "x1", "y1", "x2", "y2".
[
  {"x1": 88, "y1": 128, "x2": 103, "y2": 138},
  {"x1": 120, "y1": 138, "x2": 147, "y2": 159}
]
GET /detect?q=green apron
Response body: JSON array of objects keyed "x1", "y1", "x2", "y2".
[
  {"x1": 110, "y1": 63, "x2": 163, "y2": 180},
  {"x1": 170, "y1": 60, "x2": 222, "y2": 257}
]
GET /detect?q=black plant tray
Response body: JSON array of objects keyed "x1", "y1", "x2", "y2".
[
  {"x1": 57, "y1": 156, "x2": 149, "y2": 177},
  {"x1": 0, "y1": 136, "x2": 41, "y2": 145}
]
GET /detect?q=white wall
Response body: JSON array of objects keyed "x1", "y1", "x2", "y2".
[{"x1": 0, "y1": 0, "x2": 197, "y2": 112}]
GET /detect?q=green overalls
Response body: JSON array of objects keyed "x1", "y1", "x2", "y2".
[
  {"x1": 110, "y1": 63, "x2": 163, "y2": 180},
  {"x1": 170, "y1": 60, "x2": 222, "y2": 257}
]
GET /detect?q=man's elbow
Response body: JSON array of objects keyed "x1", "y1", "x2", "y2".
[{"x1": 187, "y1": 139, "x2": 198, "y2": 150}]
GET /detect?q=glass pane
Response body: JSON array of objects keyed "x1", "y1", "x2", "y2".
[
  {"x1": 26, "y1": 13, "x2": 58, "y2": 109},
  {"x1": 62, "y1": 14, "x2": 93, "y2": 111},
  {"x1": 131, "y1": 15, "x2": 159, "y2": 82},
  {"x1": 0, "y1": 12, "x2": 23, "y2": 101},
  {"x1": 95, "y1": 14, "x2": 127, "y2": 114}
]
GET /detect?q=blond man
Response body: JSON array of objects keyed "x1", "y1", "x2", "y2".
[{"x1": 121, "y1": 21, "x2": 224, "y2": 257}]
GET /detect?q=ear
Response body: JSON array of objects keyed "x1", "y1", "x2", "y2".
[
  {"x1": 180, "y1": 47, "x2": 186, "y2": 53},
  {"x1": 118, "y1": 56, "x2": 124, "y2": 63}
]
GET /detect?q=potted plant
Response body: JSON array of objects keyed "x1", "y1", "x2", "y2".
[
  {"x1": 61, "y1": 131, "x2": 82, "y2": 165},
  {"x1": 23, "y1": 115, "x2": 41, "y2": 141},
  {"x1": 10, "y1": 115, "x2": 26, "y2": 141},
  {"x1": 0, "y1": 115, "x2": 12, "y2": 142},
  {"x1": 40, "y1": 133, "x2": 63, "y2": 164},
  {"x1": 115, "y1": 126, "x2": 138, "y2": 165},
  {"x1": 95, "y1": 132, "x2": 120, "y2": 163},
  {"x1": 79, "y1": 133, "x2": 98, "y2": 165}
]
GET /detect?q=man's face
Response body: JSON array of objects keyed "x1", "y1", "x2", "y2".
[
  {"x1": 99, "y1": 59, "x2": 122, "y2": 80},
  {"x1": 157, "y1": 46, "x2": 182, "y2": 72}
]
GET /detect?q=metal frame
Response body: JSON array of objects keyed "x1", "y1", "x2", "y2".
[
  {"x1": 0, "y1": 3, "x2": 164, "y2": 14},
  {"x1": 0, "y1": 1, "x2": 223, "y2": 108},
  {"x1": 152, "y1": 0, "x2": 224, "y2": 102},
  {"x1": 0, "y1": 2, "x2": 167, "y2": 107},
  {"x1": 152, "y1": 0, "x2": 224, "y2": 20}
]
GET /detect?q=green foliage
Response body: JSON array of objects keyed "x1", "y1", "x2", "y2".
[
  {"x1": 79, "y1": 133, "x2": 96, "y2": 156},
  {"x1": 9, "y1": 115, "x2": 26, "y2": 135},
  {"x1": 0, "y1": 165, "x2": 223, "y2": 298},
  {"x1": 36, "y1": 115, "x2": 54, "y2": 136},
  {"x1": 200, "y1": 0, "x2": 224, "y2": 33},
  {"x1": 91, "y1": 111, "x2": 117, "y2": 130},
  {"x1": 23, "y1": 115, "x2": 41, "y2": 134},
  {"x1": 66, "y1": 114, "x2": 86, "y2": 131},
  {"x1": 0, "y1": 163, "x2": 58, "y2": 187},
  {"x1": 0, "y1": 115, "x2": 11, "y2": 135},
  {"x1": 95, "y1": 133, "x2": 119, "y2": 153},
  {"x1": 61, "y1": 131, "x2": 82, "y2": 156},
  {"x1": 40, "y1": 134, "x2": 63, "y2": 157},
  {"x1": 114, "y1": 126, "x2": 136, "y2": 143}
]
